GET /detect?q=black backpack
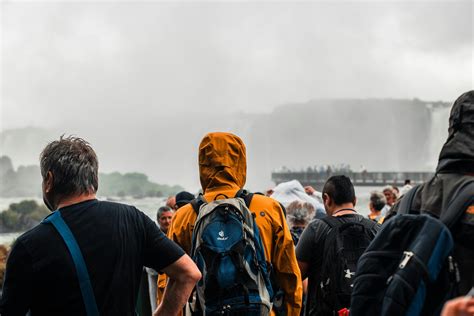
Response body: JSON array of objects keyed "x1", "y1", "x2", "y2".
[
  {"x1": 350, "y1": 182, "x2": 474, "y2": 316},
  {"x1": 315, "y1": 215, "x2": 377, "y2": 315}
]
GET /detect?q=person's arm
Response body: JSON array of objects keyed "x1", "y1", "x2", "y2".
[
  {"x1": 441, "y1": 296, "x2": 474, "y2": 316},
  {"x1": 272, "y1": 203, "x2": 303, "y2": 316},
  {"x1": 295, "y1": 222, "x2": 320, "y2": 281},
  {"x1": 0, "y1": 241, "x2": 33, "y2": 315},
  {"x1": 153, "y1": 254, "x2": 201, "y2": 316}
]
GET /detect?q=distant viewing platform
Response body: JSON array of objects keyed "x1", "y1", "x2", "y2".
[{"x1": 272, "y1": 169, "x2": 434, "y2": 189}]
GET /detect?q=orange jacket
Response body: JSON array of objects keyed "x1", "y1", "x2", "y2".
[{"x1": 167, "y1": 132, "x2": 303, "y2": 316}]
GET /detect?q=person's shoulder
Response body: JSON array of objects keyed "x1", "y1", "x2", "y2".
[
  {"x1": 173, "y1": 203, "x2": 197, "y2": 225},
  {"x1": 298, "y1": 218, "x2": 330, "y2": 247},
  {"x1": 11, "y1": 222, "x2": 52, "y2": 254},
  {"x1": 251, "y1": 193, "x2": 282, "y2": 211},
  {"x1": 94, "y1": 200, "x2": 143, "y2": 218},
  {"x1": 307, "y1": 217, "x2": 331, "y2": 231},
  {"x1": 97, "y1": 200, "x2": 138, "y2": 211}
]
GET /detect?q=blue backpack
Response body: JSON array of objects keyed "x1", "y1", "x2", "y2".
[
  {"x1": 351, "y1": 182, "x2": 474, "y2": 316},
  {"x1": 190, "y1": 191, "x2": 273, "y2": 315}
]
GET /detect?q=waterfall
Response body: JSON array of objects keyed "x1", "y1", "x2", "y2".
[{"x1": 426, "y1": 103, "x2": 451, "y2": 169}]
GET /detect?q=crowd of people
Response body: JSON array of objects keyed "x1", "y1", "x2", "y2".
[{"x1": 0, "y1": 90, "x2": 473, "y2": 316}]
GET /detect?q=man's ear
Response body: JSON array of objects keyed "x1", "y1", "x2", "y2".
[
  {"x1": 323, "y1": 193, "x2": 330, "y2": 206},
  {"x1": 44, "y1": 171, "x2": 54, "y2": 193},
  {"x1": 353, "y1": 197, "x2": 357, "y2": 207}
]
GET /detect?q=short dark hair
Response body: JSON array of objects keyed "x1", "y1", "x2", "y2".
[
  {"x1": 322, "y1": 175, "x2": 356, "y2": 205},
  {"x1": 157, "y1": 206, "x2": 172, "y2": 220},
  {"x1": 404, "y1": 179, "x2": 411, "y2": 185},
  {"x1": 175, "y1": 191, "x2": 195, "y2": 208},
  {"x1": 369, "y1": 191, "x2": 386, "y2": 211},
  {"x1": 40, "y1": 136, "x2": 98, "y2": 196}
]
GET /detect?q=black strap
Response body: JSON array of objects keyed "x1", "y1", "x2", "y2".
[
  {"x1": 191, "y1": 194, "x2": 207, "y2": 215},
  {"x1": 442, "y1": 181, "x2": 474, "y2": 229},
  {"x1": 235, "y1": 189, "x2": 254, "y2": 209},
  {"x1": 397, "y1": 182, "x2": 474, "y2": 230},
  {"x1": 398, "y1": 185, "x2": 421, "y2": 215},
  {"x1": 191, "y1": 190, "x2": 255, "y2": 214},
  {"x1": 278, "y1": 202, "x2": 287, "y2": 217},
  {"x1": 321, "y1": 215, "x2": 343, "y2": 229},
  {"x1": 322, "y1": 213, "x2": 376, "y2": 232}
]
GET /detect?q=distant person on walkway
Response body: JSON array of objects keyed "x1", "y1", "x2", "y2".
[
  {"x1": 167, "y1": 132, "x2": 303, "y2": 315},
  {"x1": 296, "y1": 175, "x2": 379, "y2": 315},
  {"x1": 368, "y1": 191, "x2": 386, "y2": 223},
  {"x1": 0, "y1": 136, "x2": 201, "y2": 315},
  {"x1": 389, "y1": 90, "x2": 474, "y2": 295}
]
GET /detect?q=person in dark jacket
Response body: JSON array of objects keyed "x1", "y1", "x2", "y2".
[
  {"x1": 389, "y1": 90, "x2": 474, "y2": 294},
  {"x1": 0, "y1": 136, "x2": 201, "y2": 316}
]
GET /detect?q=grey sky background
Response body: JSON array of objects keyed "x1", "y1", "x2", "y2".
[{"x1": 0, "y1": 0, "x2": 473, "y2": 191}]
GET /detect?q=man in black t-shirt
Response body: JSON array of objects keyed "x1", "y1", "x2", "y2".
[
  {"x1": 0, "y1": 136, "x2": 201, "y2": 316},
  {"x1": 296, "y1": 176, "x2": 379, "y2": 316}
]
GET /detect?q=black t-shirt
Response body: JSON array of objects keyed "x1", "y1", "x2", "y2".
[
  {"x1": 296, "y1": 214, "x2": 380, "y2": 316},
  {"x1": 0, "y1": 199, "x2": 185, "y2": 316}
]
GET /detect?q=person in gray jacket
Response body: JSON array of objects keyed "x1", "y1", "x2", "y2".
[{"x1": 389, "y1": 90, "x2": 474, "y2": 295}]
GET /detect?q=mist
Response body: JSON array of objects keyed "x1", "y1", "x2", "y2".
[{"x1": 1, "y1": 1, "x2": 472, "y2": 191}]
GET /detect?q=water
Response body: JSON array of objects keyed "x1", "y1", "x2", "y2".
[
  {"x1": 0, "y1": 232, "x2": 22, "y2": 245},
  {"x1": 0, "y1": 187, "x2": 384, "y2": 245},
  {"x1": 0, "y1": 196, "x2": 168, "y2": 245}
]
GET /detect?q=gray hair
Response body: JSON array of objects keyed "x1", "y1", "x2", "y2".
[
  {"x1": 370, "y1": 191, "x2": 386, "y2": 211},
  {"x1": 286, "y1": 200, "x2": 315, "y2": 226},
  {"x1": 40, "y1": 136, "x2": 99, "y2": 196},
  {"x1": 157, "y1": 206, "x2": 172, "y2": 220}
]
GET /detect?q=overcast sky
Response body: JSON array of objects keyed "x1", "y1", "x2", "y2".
[{"x1": 1, "y1": 0, "x2": 472, "y2": 130}]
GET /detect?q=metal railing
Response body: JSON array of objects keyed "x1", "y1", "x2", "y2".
[{"x1": 272, "y1": 171, "x2": 434, "y2": 188}]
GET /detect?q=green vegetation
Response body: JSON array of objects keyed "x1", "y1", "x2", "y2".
[
  {"x1": 98, "y1": 172, "x2": 183, "y2": 198},
  {"x1": 0, "y1": 155, "x2": 183, "y2": 198},
  {"x1": 0, "y1": 200, "x2": 49, "y2": 233}
]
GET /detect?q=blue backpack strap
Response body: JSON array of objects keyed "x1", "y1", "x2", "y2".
[
  {"x1": 42, "y1": 211, "x2": 100, "y2": 316},
  {"x1": 398, "y1": 185, "x2": 421, "y2": 215},
  {"x1": 442, "y1": 181, "x2": 474, "y2": 229}
]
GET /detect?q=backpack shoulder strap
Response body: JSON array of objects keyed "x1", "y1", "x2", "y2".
[
  {"x1": 398, "y1": 185, "x2": 421, "y2": 215},
  {"x1": 235, "y1": 189, "x2": 254, "y2": 209},
  {"x1": 442, "y1": 181, "x2": 474, "y2": 229},
  {"x1": 320, "y1": 215, "x2": 343, "y2": 229},
  {"x1": 360, "y1": 215, "x2": 378, "y2": 230},
  {"x1": 190, "y1": 194, "x2": 207, "y2": 215},
  {"x1": 42, "y1": 211, "x2": 99, "y2": 316}
]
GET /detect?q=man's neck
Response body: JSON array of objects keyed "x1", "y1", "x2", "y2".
[
  {"x1": 56, "y1": 193, "x2": 97, "y2": 210},
  {"x1": 331, "y1": 203, "x2": 356, "y2": 217}
]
